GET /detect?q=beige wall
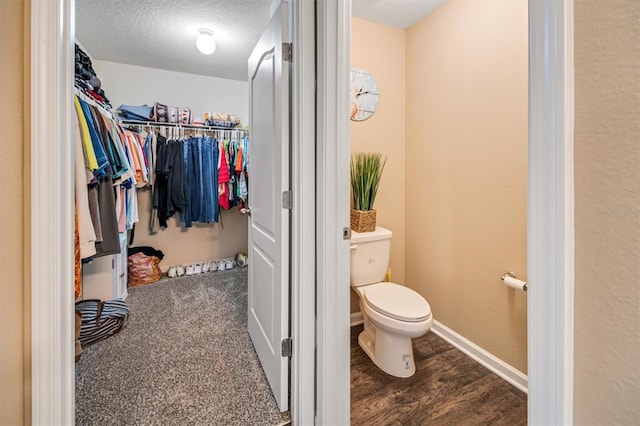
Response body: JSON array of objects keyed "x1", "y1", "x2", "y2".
[
  {"x1": 134, "y1": 195, "x2": 248, "y2": 271},
  {"x1": 404, "y1": 0, "x2": 528, "y2": 372},
  {"x1": 350, "y1": 18, "x2": 406, "y2": 313},
  {"x1": 0, "y1": 0, "x2": 28, "y2": 424},
  {"x1": 574, "y1": 0, "x2": 640, "y2": 424}
]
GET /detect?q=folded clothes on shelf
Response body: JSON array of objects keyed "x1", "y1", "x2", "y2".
[{"x1": 117, "y1": 104, "x2": 154, "y2": 121}]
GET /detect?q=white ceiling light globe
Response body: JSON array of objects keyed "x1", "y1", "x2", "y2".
[{"x1": 196, "y1": 29, "x2": 216, "y2": 55}]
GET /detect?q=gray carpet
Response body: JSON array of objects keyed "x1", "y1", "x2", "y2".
[{"x1": 75, "y1": 268, "x2": 290, "y2": 426}]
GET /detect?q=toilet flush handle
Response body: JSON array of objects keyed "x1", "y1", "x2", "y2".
[{"x1": 350, "y1": 244, "x2": 357, "y2": 250}]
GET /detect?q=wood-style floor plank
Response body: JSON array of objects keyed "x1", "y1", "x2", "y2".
[{"x1": 351, "y1": 325, "x2": 527, "y2": 425}]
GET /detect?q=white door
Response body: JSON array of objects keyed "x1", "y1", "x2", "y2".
[{"x1": 247, "y1": 3, "x2": 290, "y2": 412}]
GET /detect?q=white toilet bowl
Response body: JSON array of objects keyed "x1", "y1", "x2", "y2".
[
  {"x1": 350, "y1": 226, "x2": 433, "y2": 378},
  {"x1": 355, "y1": 282, "x2": 432, "y2": 378}
]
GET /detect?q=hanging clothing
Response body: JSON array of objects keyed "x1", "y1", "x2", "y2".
[
  {"x1": 199, "y1": 137, "x2": 219, "y2": 223},
  {"x1": 94, "y1": 174, "x2": 121, "y2": 257},
  {"x1": 218, "y1": 142, "x2": 231, "y2": 211},
  {"x1": 74, "y1": 96, "x2": 99, "y2": 171},
  {"x1": 136, "y1": 126, "x2": 250, "y2": 229},
  {"x1": 74, "y1": 112, "x2": 97, "y2": 260},
  {"x1": 103, "y1": 118, "x2": 134, "y2": 183},
  {"x1": 73, "y1": 93, "x2": 141, "y2": 259},
  {"x1": 79, "y1": 98, "x2": 111, "y2": 179},
  {"x1": 152, "y1": 136, "x2": 187, "y2": 228},
  {"x1": 87, "y1": 185, "x2": 103, "y2": 243},
  {"x1": 116, "y1": 187, "x2": 127, "y2": 233},
  {"x1": 74, "y1": 205, "x2": 82, "y2": 300},
  {"x1": 182, "y1": 137, "x2": 200, "y2": 227},
  {"x1": 151, "y1": 134, "x2": 168, "y2": 229},
  {"x1": 181, "y1": 137, "x2": 219, "y2": 227}
]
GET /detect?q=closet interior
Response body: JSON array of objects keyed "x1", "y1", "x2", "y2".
[
  {"x1": 72, "y1": 1, "x2": 287, "y2": 424},
  {"x1": 74, "y1": 64, "x2": 252, "y2": 296}
]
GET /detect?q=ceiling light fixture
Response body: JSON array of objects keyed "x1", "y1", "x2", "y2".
[{"x1": 196, "y1": 28, "x2": 216, "y2": 55}]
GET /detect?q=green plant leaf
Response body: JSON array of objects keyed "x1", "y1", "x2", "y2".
[{"x1": 350, "y1": 152, "x2": 387, "y2": 211}]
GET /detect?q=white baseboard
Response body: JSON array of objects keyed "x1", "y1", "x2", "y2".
[
  {"x1": 431, "y1": 320, "x2": 528, "y2": 393},
  {"x1": 350, "y1": 312, "x2": 364, "y2": 327},
  {"x1": 350, "y1": 312, "x2": 527, "y2": 393}
]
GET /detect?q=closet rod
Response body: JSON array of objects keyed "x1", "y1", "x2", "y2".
[{"x1": 119, "y1": 119, "x2": 249, "y2": 133}]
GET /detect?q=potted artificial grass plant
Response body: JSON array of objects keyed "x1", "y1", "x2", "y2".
[{"x1": 350, "y1": 152, "x2": 387, "y2": 233}]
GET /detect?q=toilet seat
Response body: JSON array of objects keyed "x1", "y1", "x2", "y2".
[{"x1": 363, "y1": 282, "x2": 431, "y2": 323}]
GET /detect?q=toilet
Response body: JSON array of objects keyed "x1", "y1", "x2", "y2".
[{"x1": 350, "y1": 226, "x2": 433, "y2": 378}]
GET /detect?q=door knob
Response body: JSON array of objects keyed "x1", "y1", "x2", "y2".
[{"x1": 240, "y1": 207, "x2": 252, "y2": 216}]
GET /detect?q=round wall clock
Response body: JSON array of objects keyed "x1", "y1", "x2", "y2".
[{"x1": 350, "y1": 68, "x2": 379, "y2": 122}]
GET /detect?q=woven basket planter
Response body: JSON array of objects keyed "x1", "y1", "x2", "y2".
[{"x1": 350, "y1": 209, "x2": 376, "y2": 233}]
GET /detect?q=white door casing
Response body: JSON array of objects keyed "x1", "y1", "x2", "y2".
[
  {"x1": 315, "y1": 1, "x2": 352, "y2": 424},
  {"x1": 528, "y1": 0, "x2": 575, "y2": 424},
  {"x1": 288, "y1": 0, "x2": 317, "y2": 422},
  {"x1": 247, "y1": 2, "x2": 291, "y2": 412}
]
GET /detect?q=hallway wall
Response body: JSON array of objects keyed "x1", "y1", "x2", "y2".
[
  {"x1": 0, "y1": 0, "x2": 29, "y2": 424},
  {"x1": 574, "y1": 0, "x2": 640, "y2": 423}
]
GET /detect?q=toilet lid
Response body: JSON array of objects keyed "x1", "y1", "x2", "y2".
[{"x1": 363, "y1": 282, "x2": 431, "y2": 322}]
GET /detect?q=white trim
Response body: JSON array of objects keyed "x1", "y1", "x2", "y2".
[
  {"x1": 31, "y1": 0, "x2": 75, "y2": 424},
  {"x1": 350, "y1": 312, "x2": 364, "y2": 327},
  {"x1": 315, "y1": 0, "x2": 352, "y2": 424},
  {"x1": 431, "y1": 321, "x2": 528, "y2": 394},
  {"x1": 289, "y1": 0, "x2": 316, "y2": 424},
  {"x1": 528, "y1": 0, "x2": 575, "y2": 424}
]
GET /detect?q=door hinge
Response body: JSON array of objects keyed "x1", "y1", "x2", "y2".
[
  {"x1": 281, "y1": 337, "x2": 293, "y2": 357},
  {"x1": 283, "y1": 42, "x2": 293, "y2": 62},
  {"x1": 282, "y1": 190, "x2": 293, "y2": 210}
]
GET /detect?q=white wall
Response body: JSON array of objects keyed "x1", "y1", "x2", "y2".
[
  {"x1": 94, "y1": 60, "x2": 248, "y2": 125},
  {"x1": 92, "y1": 60, "x2": 250, "y2": 270}
]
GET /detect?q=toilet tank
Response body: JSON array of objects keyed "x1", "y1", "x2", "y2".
[{"x1": 350, "y1": 226, "x2": 393, "y2": 287}]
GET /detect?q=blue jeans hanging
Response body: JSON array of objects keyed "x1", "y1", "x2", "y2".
[
  {"x1": 199, "y1": 137, "x2": 219, "y2": 223},
  {"x1": 181, "y1": 137, "x2": 219, "y2": 226}
]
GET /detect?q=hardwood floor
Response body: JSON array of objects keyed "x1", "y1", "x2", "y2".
[{"x1": 351, "y1": 325, "x2": 527, "y2": 425}]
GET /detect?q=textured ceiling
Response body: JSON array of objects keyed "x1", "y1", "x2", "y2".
[
  {"x1": 76, "y1": 0, "x2": 446, "y2": 82},
  {"x1": 76, "y1": 0, "x2": 273, "y2": 81},
  {"x1": 352, "y1": 0, "x2": 448, "y2": 29}
]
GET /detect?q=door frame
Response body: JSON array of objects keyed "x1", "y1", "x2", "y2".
[
  {"x1": 314, "y1": 1, "x2": 352, "y2": 424},
  {"x1": 527, "y1": 1, "x2": 575, "y2": 424},
  {"x1": 31, "y1": 0, "x2": 574, "y2": 425},
  {"x1": 314, "y1": 1, "x2": 575, "y2": 425},
  {"x1": 30, "y1": 0, "x2": 75, "y2": 423},
  {"x1": 29, "y1": 0, "x2": 316, "y2": 424},
  {"x1": 288, "y1": 0, "x2": 316, "y2": 422}
]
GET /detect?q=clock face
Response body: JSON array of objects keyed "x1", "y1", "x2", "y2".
[{"x1": 350, "y1": 68, "x2": 379, "y2": 122}]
